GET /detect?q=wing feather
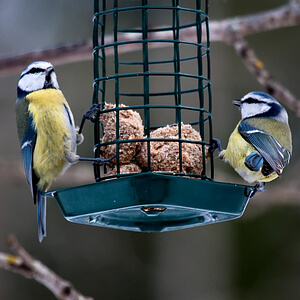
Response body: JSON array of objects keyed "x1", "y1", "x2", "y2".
[
  {"x1": 20, "y1": 115, "x2": 38, "y2": 202},
  {"x1": 238, "y1": 119, "x2": 290, "y2": 176}
]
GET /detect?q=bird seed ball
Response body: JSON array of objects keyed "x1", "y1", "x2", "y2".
[
  {"x1": 135, "y1": 123, "x2": 209, "y2": 174},
  {"x1": 99, "y1": 103, "x2": 144, "y2": 164},
  {"x1": 103, "y1": 163, "x2": 142, "y2": 177}
]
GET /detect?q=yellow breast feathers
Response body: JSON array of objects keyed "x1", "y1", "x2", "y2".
[{"x1": 27, "y1": 89, "x2": 75, "y2": 191}]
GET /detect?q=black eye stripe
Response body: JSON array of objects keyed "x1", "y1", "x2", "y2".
[
  {"x1": 26, "y1": 67, "x2": 45, "y2": 74},
  {"x1": 19, "y1": 66, "x2": 51, "y2": 80},
  {"x1": 242, "y1": 97, "x2": 261, "y2": 104}
]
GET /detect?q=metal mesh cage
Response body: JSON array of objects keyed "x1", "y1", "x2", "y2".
[
  {"x1": 92, "y1": 0, "x2": 213, "y2": 181},
  {"x1": 48, "y1": 0, "x2": 254, "y2": 232}
]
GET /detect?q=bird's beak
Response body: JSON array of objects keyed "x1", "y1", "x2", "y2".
[
  {"x1": 46, "y1": 66, "x2": 54, "y2": 75},
  {"x1": 233, "y1": 99, "x2": 241, "y2": 107}
]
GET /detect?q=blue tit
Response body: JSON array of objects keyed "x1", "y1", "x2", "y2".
[
  {"x1": 16, "y1": 61, "x2": 84, "y2": 242},
  {"x1": 216, "y1": 91, "x2": 292, "y2": 194}
]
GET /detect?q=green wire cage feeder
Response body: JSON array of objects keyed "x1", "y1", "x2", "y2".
[{"x1": 48, "y1": 0, "x2": 254, "y2": 232}]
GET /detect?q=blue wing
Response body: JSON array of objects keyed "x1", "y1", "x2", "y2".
[
  {"x1": 37, "y1": 190, "x2": 47, "y2": 242},
  {"x1": 244, "y1": 152, "x2": 263, "y2": 172},
  {"x1": 20, "y1": 115, "x2": 38, "y2": 202},
  {"x1": 238, "y1": 119, "x2": 290, "y2": 176},
  {"x1": 20, "y1": 115, "x2": 46, "y2": 242}
]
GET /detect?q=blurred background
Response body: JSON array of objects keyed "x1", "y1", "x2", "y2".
[{"x1": 0, "y1": 0, "x2": 300, "y2": 299}]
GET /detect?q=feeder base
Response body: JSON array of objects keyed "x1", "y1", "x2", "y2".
[{"x1": 46, "y1": 173, "x2": 254, "y2": 232}]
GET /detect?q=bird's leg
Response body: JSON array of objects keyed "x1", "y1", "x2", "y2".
[
  {"x1": 75, "y1": 126, "x2": 84, "y2": 145},
  {"x1": 65, "y1": 152, "x2": 80, "y2": 164},
  {"x1": 209, "y1": 138, "x2": 223, "y2": 154},
  {"x1": 250, "y1": 182, "x2": 265, "y2": 198},
  {"x1": 75, "y1": 103, "x2": 115, "y2": 167},
  {"x1": 78, "y1": 103, "x2": 103, "y2": 134},
  {"x1": 66, "y1": 152, "x2": 115, "y2": 168},
  {"x1": 78, "y1": 156, "x2": 115, "y2": 168}
]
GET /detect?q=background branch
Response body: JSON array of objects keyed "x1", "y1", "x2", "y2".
[
  {"x1": 1, "y1": 2, "x2": 300, "y2": 77},
  {"x1": 231, "y1": 33, "x2": 300, "y2": 116},
  {"x1": 1, "y1": 1, "x2": 300, "y2": 116},
  {"x1": 206, "y1": 0, "x2": 300, "y2": 43},
  {"x1": 3, "y1": 160, "x2": 300, "y2": 205},
  {"x1": 0, "y1": 235, "x2": 94, "y2": 300}
]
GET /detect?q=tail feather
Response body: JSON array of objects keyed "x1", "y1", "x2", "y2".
[{"x1": 37, "y1": 190, "x2": 47, "y2": 242}]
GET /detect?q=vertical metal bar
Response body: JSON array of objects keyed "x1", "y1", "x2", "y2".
[
  {"x1": 205, "y1": 0, "x2": 214, "y2": 180},
  {"x1": 142, "y1": 0, "x2": 151, "y2": 171},
  {"x1": 100, "y1": 2, "x2": 106, "y2": 106},
  {"x1": 113, "y1": 0, "x2": 120, "y2": 175},
  {"x1": 196, "y1": 0, "x2": 207, "y2": 178},
  {"x1": 93, "y1": 0, "x2": 101, "y2": 181},
  {"x1": 172, "y1": 0, "x2": 183, "y2": 173}
]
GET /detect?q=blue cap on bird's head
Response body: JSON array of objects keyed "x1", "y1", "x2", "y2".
[{"x1": 17, "y1": 61, "x2": 59, "y2": 99}]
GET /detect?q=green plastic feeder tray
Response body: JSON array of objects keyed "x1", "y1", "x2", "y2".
[{"x1": 47, "y1": 173, "x2": 254, "y2": 232}]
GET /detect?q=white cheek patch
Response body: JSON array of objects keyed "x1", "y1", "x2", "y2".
[
  {"x1": 277, "y1": 109, "x2": 289, "y2": 124},
  {"x1": 241, "y1": 103, "x2": 270, "y2": 119},
  {"x1": 18, "y1": 73, "x2": 45, "y2": 92},
  {"x1": 50, "y1": 73, "x2": 59, "y2": 89}
]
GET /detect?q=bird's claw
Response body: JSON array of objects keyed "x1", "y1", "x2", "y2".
[
  {"x1": 92, "y1": 155, "x2": 116, "y2": 168},
  {"x1": 209, "y1": 138, "x2": 223, "y2": 154},
  {"x1": 79, "y1": 103, "x2": 104, "y2": 134},
  {"x1": 83, "y1": 103, "x2": 101, "y2": 123},
  {"x1": 250, "y1": 182, "x2": 265, "y2": 198}
]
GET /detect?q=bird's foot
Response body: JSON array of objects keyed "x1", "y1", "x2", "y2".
[
  {"x1": 250, "y1": 182, "x2": 265, "y2": 198},
  {"x1": 78, "y1": 103, "x2": 104, "y2": 134},
  {"x1": 92, "y1": 156, "x2": 116, "y2": 168},
  {"x1": 209, "y1": 138, "x2": 223, "y2": 154},
  {"x1": 79, "y1": 155, "x2": 115, "y2": 168}
]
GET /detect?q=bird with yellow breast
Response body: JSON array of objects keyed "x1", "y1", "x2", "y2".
[
  {"x1": 212, "y1": 91, "x2": 292, "y2": 196},
  {"x1": 16, "y1": 61, "x2": 110, "y2": 241}
]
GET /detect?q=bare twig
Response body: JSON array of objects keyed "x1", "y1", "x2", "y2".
[
  {"x1": 206, "y1": 0, "x2": 300, "y2": 43},
  {"x1": 0, "y1": 235, "x2": 94, "y2": 300},
  {"x1": 0, "y1": 2, "x2": 299, "y2": 73},
  {"x1": 1, "y1": 2, "x2": 299, "y2": 74},
  {"x1": 1, "y1": 2, "x2": 299, "y2": 114},
  {"x1": 231, "y1": 33, "x2": 300, "y2": 116},
  {"x1": 0, "y1": 41, "x2": 92, "y2": 78}
]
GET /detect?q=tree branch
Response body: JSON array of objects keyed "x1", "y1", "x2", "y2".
[
  {"x1": 206, "y1": 0, "x2": 300, "y2": 43},
  {"x1": 0, "y1": 235, "x2": 94, "y2": 300},
  {"x1": 0, "y1": 40, "x2": 92, "y2": 78},
  {"x1": 1, "y1": 2, "x2": 299, "y2": 114},
  {"x1": 231, "y1": 33, "x2": 300, "y2": 116},
  {"x1": 1, "y1": 1, "x2": 299, "y2": 75}
]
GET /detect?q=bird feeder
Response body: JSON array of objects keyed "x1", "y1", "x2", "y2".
[{"x1": 47, "y1": 0, "x2": 254, "y2": 232}]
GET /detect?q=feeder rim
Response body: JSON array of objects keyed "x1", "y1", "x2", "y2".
[
  {"x1": 94, "y1": 40, "x2": 209, "y2": 51},
  {"x1": 94, "y1": 71, "x2": 211, "y2": 83},
  {"x1": 95, "y1": 6, "x2": 209, "y2": 18}
]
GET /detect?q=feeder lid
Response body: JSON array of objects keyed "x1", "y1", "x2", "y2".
[{"x1": 46, "y1": 173, "x2": 254, "y2": 232}]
